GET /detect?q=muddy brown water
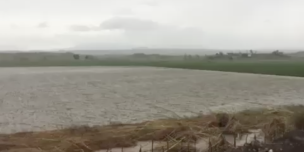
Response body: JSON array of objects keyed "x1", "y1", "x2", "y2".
[{"x1": 0, "y1": 66, "x2": 304, "y2": 133}]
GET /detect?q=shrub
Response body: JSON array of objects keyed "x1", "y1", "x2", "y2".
[{"x1": 73, "y1": 54, "x2": 80, "y2": 60}]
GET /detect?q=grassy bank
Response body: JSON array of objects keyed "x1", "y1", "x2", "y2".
[
  {"x1": 1, "y1": 60, "x2": 304, "y2": 77},
  {"x1": 1, "y1": 105, "x2": 304, "y2": 152}
]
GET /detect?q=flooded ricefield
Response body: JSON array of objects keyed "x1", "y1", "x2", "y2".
[{"x1": 0, "y1": 66, "x2": 303, "y2": 133}]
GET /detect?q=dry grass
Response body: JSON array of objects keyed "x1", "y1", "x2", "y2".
[{"x1": 0, "y1": 105, "x2": 304, "y2": 152}]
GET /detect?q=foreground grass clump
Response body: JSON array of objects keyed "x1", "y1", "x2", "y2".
[
  {"x1": 292, "y1": 111, "x2": 304, "y2": 130},
  {"x1": 0, "y1": 105, "x2": 304, "y2": 152}
]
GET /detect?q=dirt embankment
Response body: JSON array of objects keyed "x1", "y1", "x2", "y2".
[{"x1": 0, "y1": 105, "x2": 303, "y2": 152}]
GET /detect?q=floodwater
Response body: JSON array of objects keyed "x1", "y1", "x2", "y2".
[
  {"x1": 96, "y1": 129, "x2": 265, "y2": 152},
  {"x1": 0, "y1": 66, "x2": 304, "y2": 133}
]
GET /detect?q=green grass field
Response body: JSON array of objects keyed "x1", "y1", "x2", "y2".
[{"x1": 0, "y1": 59, "x2": 303, "y2": 77}]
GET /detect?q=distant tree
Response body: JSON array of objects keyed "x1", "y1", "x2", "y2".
[
  {"x1": 227, "y1": 52, "x2": 234, "y2": 56},
  {"x1": 73, "y1": 54, "x2": 80, "y2": 60},
  {"x1": 241, "y1": 53, "x2": 249, "y2": 58},
  {"x1": 215, "y1": 52, "x2": 224, "y2": 57},
  {"x1": 195, "y1": 54, "x2": 200, "y2": 59},
  {"x1": 150, "y1": 54, "x2": 161, "y2": 58},
  {"x1": 85, "y1": 55, "x2": 94, "y2": 60},
  {"x1": 272, "y1": 50, "x2": 284, "y2": 56},
  {"x1": 229, "y1": 56, "x2": 234, "y2": 61},
  {"x1": 207, "y1": 55, "x2": 215, "y2": 60},
  {"x1": 133, "y1": 53, "x2": 147, "y2": 58},
  {"x1": 183, "y1": 54, "x2": 188, "y2": 60}
]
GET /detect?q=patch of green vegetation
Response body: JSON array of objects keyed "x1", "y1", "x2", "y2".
[
  {"x1": 1, "y1": 59, "x2": 304, "y2": 77},
  {"x1": 149, "y1": 60, "x2": 304, "y2": 77}
]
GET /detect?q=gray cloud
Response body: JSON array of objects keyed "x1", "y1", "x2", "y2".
[
  {"x1": 68, "y1": 17, "x2": 207, "y2": 49},
  {"x1": 99, "y1": 17, "x2": 206, "y2": 48},
  {"x1": 139, "y1": 1, "x2": 159, "y2": 6},
  {"x1": 70, "y1": 17, "x2": 160, "y2": 32},
  {"x1": 0, "y1": 44, "x2": 26, "y2": 50},
  {"x1": 69, "y1": 25, "x2": 100, "y2": 32},
  {"x1": 113, "y1": 8, "x2": 135, "y2": 16},
  {"x1": 2, "y1": 0, "x2": 304, "y2": 50},
  {"x1": 10, "y1": 24, "x2": 19, "y2": 29},
  {"x1": 37, "y1": 22, "x2": 48, "y2": 28},
  {"x1": 100, "y1": 17, "x2": 159, "y2": 31}
]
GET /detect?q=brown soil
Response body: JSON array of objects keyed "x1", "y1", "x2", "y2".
[{"x1": 0, "y1": 105, "x2": 303, "y2": 152}]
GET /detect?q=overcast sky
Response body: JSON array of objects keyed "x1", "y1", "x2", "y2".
[{"x1": 0, "y1": 0, "x2": 304, "y2": 50}]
